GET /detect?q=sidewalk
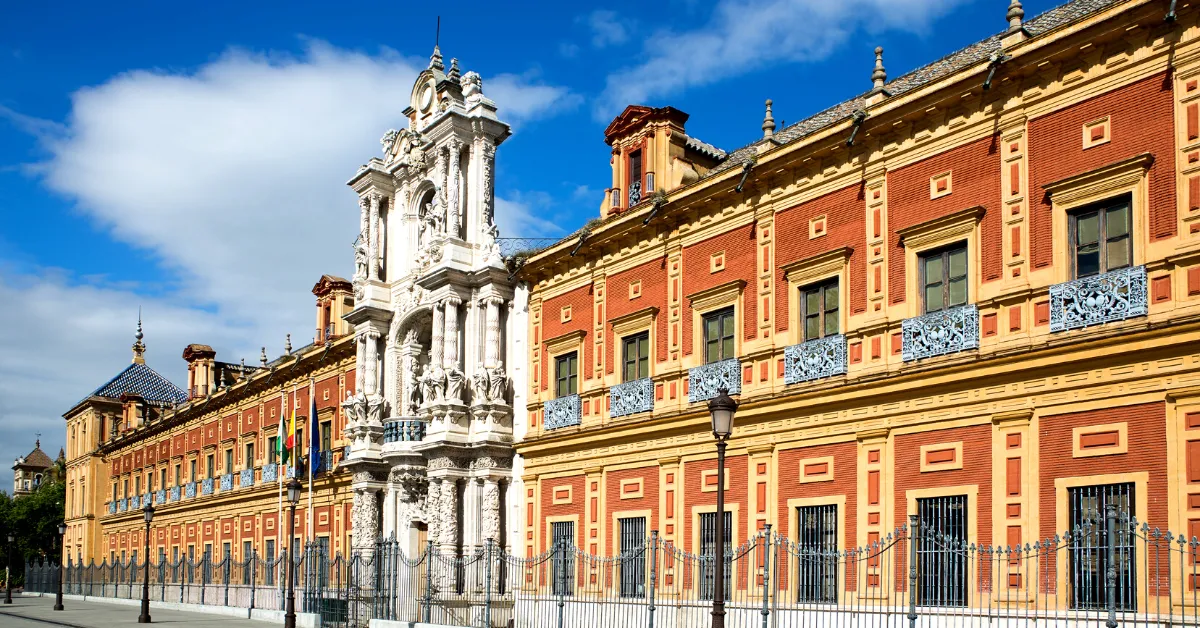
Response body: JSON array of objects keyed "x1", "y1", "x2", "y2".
[{"x1": 0, "y1": 594, "x2": 286, "y2": 628}]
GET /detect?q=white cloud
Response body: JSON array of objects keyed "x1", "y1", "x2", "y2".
[
  {"x1": 1, "y1": 39, "x2": 576, "y2": 488},
  {"x1": 495, "y1": 192, "x2": 569, "y2": 240},
  {"x1": 596, "y1": 0, "x2": 967, "y2": 118},
  {"x1": 582, "y1": 10, "x2": 631, "y2": 48}
]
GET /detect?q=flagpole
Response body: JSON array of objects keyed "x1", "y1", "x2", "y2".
[
  {"x1": 276, "y1": 387, "x2": 285, "y2": 591},
  {"x1": 307, "y1": 379, "x2": 314, "y2": 546}
]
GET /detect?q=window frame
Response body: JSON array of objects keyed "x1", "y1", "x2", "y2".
[
  {"x1": 554, "y1": 352, "x2": 579, "y2": 399},
  {"x1": 702, "y1": 306, "x2": 736, "y2": 364},
  {"x1": 799, "y1": 278, "x2": 840, "y2": 342},
  {"x1": 617, "y1": 516, "x2": 647, "y2": 598},
  {"x1": 918, "y1": 243, "x2": 969, "y2": 314},
  {"x1": 1068, "y1": 194, "x2": 1133, "y2": 279},
  {"x1": 621, "y1": 331, "x2": 651, "y2": 382}
]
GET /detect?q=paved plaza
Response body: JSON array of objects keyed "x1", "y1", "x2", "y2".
[{"x1": 0, "y1": 594, "x2": 277, "y2": 628}]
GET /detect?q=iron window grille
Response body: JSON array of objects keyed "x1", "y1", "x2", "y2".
[
  {"x1": 622, "y1": 332, "x2": 650, "y2": 382},
  {"x1": 1068, "y1": 482, "x2": 1135, "y2": 611},
  {"x1": 619, "y1": 517, "x2": 647, "y2": 598},
  {"x1": 551, "y1": 521, "x2": 575, "y2": 596},
  {"x1": 801, "y1": 279, "x2": 840, "y2": 341},
  {"x1": 703, "y1": 307, "x2": 736, "y2": 364},
  {"x1": 265, "y1": 540, "x2": 276, "y2": 586},
  {"x1": 699, "y1": 511, "x2": 733, "y2": 601},
  {"x1": 920, "y1": 244, "x2": 968, "y2": 313},
  {"x1": 796, "y1": 504, "x2": 839, "y2": 603},
  {"x1": 554, "y1": 352, "x2": 578, "y2": 398},
  {"x1": 916, "y1": 495, "x2": 968, "y2": 607},
  {"x1": 1070, "y1": 195, "x2": 1132, "y2": 279}
]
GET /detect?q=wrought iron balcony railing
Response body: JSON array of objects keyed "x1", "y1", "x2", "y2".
[
  {"x1": 130, "y1": 494, "x2": 140, "y2": 509},
  {"x1": 1049, "y1": 265, "x2": 1147, "y2": 333},
  {"x1": 155, "y1": 489, "x2": 165, "y2": 505},
  {"x1": 169, "y1": 486, "x2": 180, "y2": 502},
  {"x1": 107, "y1": 502, "x2": 116, "y2": 515},
  {"x1": 902, "y1": 304, "x2": 979, "y2": 362},
  {"x1": 201, "y1": 478, "x2": 214, "y2": 496},
  {"x1": 610, "y1": 378, "x2": 654, "y2": 418},
  {"x1": 628, "y1": 181, "x2": 642, "y2": 207},
  {"x1": 184, "y1": 482, "x2": 196, "y2": 499},
  {"x1": 784, "y1": 334, "x2": 848, "y2": 385},
  {"x1": 544, "y1": 394, "x2": 582, "y2": 430},
  {"x1": 286, "y1": 464, "x2": 297, "y2": 479},
  {"x1": 144, "y1": 493, "x2": 152, "y2": 508},
  {"x1": 118, "y1": 498, "x2": 128, "y2": 512},
  {"x1": 262, "y1": 463, "x2": 277, "y2": 483},
  {"x1": 219, "y1": 474, "x2": 233, "y2": 492},
  {"x1": 384, "y1": 419, "x2": 427, "y2": 443},
  {"x1": 688, "y1": 358, "x2": 742, "y2": 403},
  {"x1": 239, "y1": 468, "x2": 254, "y2": 488}
]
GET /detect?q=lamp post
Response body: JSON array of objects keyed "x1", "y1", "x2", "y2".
[
  {"x1": 54, "y1": 523, "x2": 66, "y2": 611},
  {"x1": 284, "y1": 478, "x2": 301, "y2": 628},
  {"x1": 707, "y1": 387, "x2": 738, "y2": 628},
  {"x1": 138, "y1": 501, "x2": 154, "y2": 623},
  {"x1": 4, "y1": 533, "x2": 13, "y2": 605}
]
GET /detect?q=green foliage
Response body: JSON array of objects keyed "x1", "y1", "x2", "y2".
[{"x1": 0, "y1": 476, "x2": 65, "y2": 582}]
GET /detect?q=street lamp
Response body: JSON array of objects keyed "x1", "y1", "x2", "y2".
[
  {"x1": 4, "y1": 533, "x2": 13, "y2": 605},
  {"x1": 707, "y1": 387, "x2": 737, "y2": 628},
  {"x1": 54, "y1": 523, "x2": 66, "y2": 611},
  {"x1": 138, "y1": 501, "x2": 154, "y2": 623},
  {"x1": 284, "y1": 478, "x2": 302, "y2": 628}
]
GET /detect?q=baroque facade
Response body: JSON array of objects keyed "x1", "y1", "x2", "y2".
[
  {"x1": 517, "y1": 0, "x2": 1200, "y2": 603},
  {"x1": 342, "y1": 46, "x2": 526, "y2": 558},
  {"x1": 63, "y1": 285, "x2": 357, "y2": 565}
]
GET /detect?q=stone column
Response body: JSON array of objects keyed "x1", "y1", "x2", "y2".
[
  {"x1": 363, "y1": 330, "x2": 380, "y2": 398},
  {"x1": 483, "y1": 297, "x2": 502, "y2": 367},
  {"x1": 447, "y1": 140, "x2": 461, "y2": 237},
  {"x1": 400, "y1": 330, "x2": 421, "y2": 415},
  {"x1": 425, "y1": 479, "x2": 442, "y2": 549},
  {"x1": 431, "y1": 302, "x2": 444, "y2": 370},
  {"x1": 440, "y1": 478, "x2": 459, "y2": 551},
  {"x1": 436, "y1": 147, "x2": 448, "y2": 219},
  {"x1": 443, "y1": 297, "x2": 462, "y2": 370},
  {"x1": 351, "y1": 474, "x2": 380, "y2": 552},
  {"x1": 368, "y1": 193, "x2": 381, "y2": 281}
]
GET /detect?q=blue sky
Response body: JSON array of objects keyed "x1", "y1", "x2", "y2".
[{"x1": 0, "y1": 0, "x2": 1063, "y2": 488}]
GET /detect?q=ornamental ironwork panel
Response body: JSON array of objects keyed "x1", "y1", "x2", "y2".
[
  {"x1": 169, "y1": 487, "x2": 180, "y2": 502},
  {"x1": 286, "y1": 464, "x2": 297, "y2": 479},
  {"x1": 107, "y1": 502, "x2": 116, "y2": 515},
  {"x1": 119, "y1": 499, "x2": 127, "y2": 512},
  {"x1": 902, "y1": 304, "x2": 979, "y2": 362},
  {"x1": 784, "y1": 335, "x2": 848, "y2": 385},
  {"x1": 628, "y1": 181, "x2": 642, "y2": 206},
  {"x1": 384, "y1": 419, "x2": 427, "y2": 442},
  {"x1": 610, "y1": 378, "x2": 654, "y2": 418},
  {"x1": 144, "y1": 493, "x2": 152, "y2": 508},
  {"x1": 544, "y1": 394, "x2": 582, "y2": 430},
  {"x1": 184, "y1": 482, "x2": 196, "y2": 499},
  {"x1": 130, "y1": 495, "x2": 140, "y2": 509},
  {"x1": 262, "y1": 463, "x2": 277, "y2": 483},
  {"x1": 219, "y1": 474, "x2": 233, "y2": 491},
  {"x1": 239, "y1": 469, "x2": 254, "y2": 488},
  {"x1": 155, "y1": 489, "x2": 165, "y2": 504},
  {"x1": 201, "y1": 478, "x2": 214, "y2": 495},
  {"x1": 688, "y1": 358, "x2": 742, "y2": 403},
  {"x1": 1049, "y1": 266, "x2": 1147, "y2": 333}
]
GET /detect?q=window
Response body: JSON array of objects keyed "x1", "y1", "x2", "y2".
[
  {"x1": 618, "y1": 517, "x2": 647, "y2": 598},
  {"x1": 174, "y1": 465, "x2": 181, "y2": 486},
  {"x1": 172, "y1": 547, "x2": 178, "y2": 564},
  {"x1": 551, "y1": 521, "x2": 575, "y2": 596},
  {"x1": 131, "y1": 550, "x2": 137, "y2": 568},
  {"x1": 224, "y1": 450, "x2": 233, "y2": 475},
  {"x1": 187, "y1": 546, "x2": 195, "y2": 584},
  {"x1": 160, "y1": 469, "x2": 167, "y2": 491},
  {"x1": 628, "y1": 150, "x2": 643, "y2": 206},
  {"x1": 244, "y1": 443, "x2": 254, "y2": 470},
  {"x1": 190, "y1": 460, "x2": 197, "y2": 482},
  {"x1": 1071, "y1": 196, "x2": 1131, "y2": 278},
  {"x1": 206, "y1": 455, "x2": 214, "y2": 479},
  {"x1": 916, "y1": 495, "x2": 967, "y2": 606},
  {"x1": 314, "y1": 537, "x2": 330, "y2": 587},
  {"x1": 112, "y1": 482, "x2": 118, "y2": 501},
  {"x1": 702, "y1": 307, "x2": 736, "y2": 364},
  {"x1": 321, "y1": 422, "x2": 332, "y2": 452},
  {"x1": 1068, "y1": 483, "x2": 1135, "y2": 611},
  {"x1": 554, "y1": 352, "x2": 578, "y2": 398},
  {"x1": 203, "y1": 545, "x2": 213, "y2": 584},
  {"x1": 158, "y1": 548, "x2": 165, "y2": 568},
  {"x1": 265, "y1": 540, "x2": 276, "y2": 586},
  {"x1": 800, "y1": 280, "x2": 839, "y2": 341},
  {"x1": 699, "y1": 511, "x2": 733, "y2": 600},
  {"x1": 123, "y1": 478, "x2": 129, "y2": 498},
  {"x1": 920, "y1": 245, "x2": 968, "y2": 313},
  {"x1": 268, "y1": 437, "x2": 279, "y2": 465},
  {"x1": 622, "y1": 332, "x2": 650, "y2": 382},
  {"x1": 795, "y1": 504, "x2": 838, "y2": 603}
]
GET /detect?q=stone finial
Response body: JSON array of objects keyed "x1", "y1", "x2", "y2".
[
  {"x1": 429, "y1": 46, "x2": 444, "y2": 71},
  {"x1": 285, "y1": 333, "x2": 292, "y2": 355},
  {"x1": 1006, "y1": 0, "x2": 1025, "y2": 31},
  {"x1": 132, "y1": 310, "x2": 146, "y2": 365},
  {"x1": 871, "y1": 47, "x2": 887, "y2": 91},
  {"x1": 448, "y1": 58, "x2": 461, "y2": 81},
  {"x1": 240, "y1": 358, "x2": 246, "y2": 378},
  {"x1": 260, "y1": 347, "x2": 268, "y2": 367},
  {"x1": 762, "y1": 99, "x2": 776, "y2": 139}
]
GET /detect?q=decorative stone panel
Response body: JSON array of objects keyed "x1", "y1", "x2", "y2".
[
  {"x1": 902, "y1": 304, "x2": 980, "y2": 362},
  {"x1": 688, "y1": 358, "x2": 742, "y2": 403},
  {"x1": 610, "y1": 377, "x2": 654, "y2": 418},
  {"x1": 1048, "y1": 266, "x2": 1147, "y2": 333},
  {"x1": 544, "y1": 394, "x2": 582, "y2": 430},
  {"x1": 784, "y1": 334, "x2": 848, "y2": 385}
]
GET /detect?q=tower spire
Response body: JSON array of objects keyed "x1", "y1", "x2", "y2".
[{"x1": 132, "y1": 308, "x2": 146, "y2": 364}]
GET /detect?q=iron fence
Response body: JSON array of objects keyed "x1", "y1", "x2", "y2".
[{"x1": 25, "y1": 505, "x2": 1200, "y2": 627}]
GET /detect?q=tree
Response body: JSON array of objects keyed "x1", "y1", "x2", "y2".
[{"x1": 0, "y1": 476, "x2": 65, "y2": 584}]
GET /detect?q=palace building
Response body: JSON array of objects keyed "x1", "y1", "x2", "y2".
[
  {"x1": 63, "y1": 279, "x2": 356, "y2": 565},
  {"x1": 515, "y1": 0, "x2": 1200, "y2": 600}
]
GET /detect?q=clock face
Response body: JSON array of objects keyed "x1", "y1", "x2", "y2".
[{"x1": 419, "y1": 84, "x2": 433, "y2": 112}]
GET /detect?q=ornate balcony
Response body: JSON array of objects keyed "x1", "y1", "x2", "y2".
[
  {"x1": 544, "y1": 394, "x2": 582, "y2": 430},
  {"x1": 144, "y1": 493, "x2": 152, "y2": 508},
  {"x1": 107, "y1": 502, "x2": 116, "y2": 515},
  {"x1": 384, "y1": 419, "x2": 427, "y2": 443},
  {"x1": 902, "y1": 304, "x2": 979, "y2": 362},
  {"x1": 784, "y1": 335, "x2": 848, "y2": 385},
  {"x1": 169, "y1": 486, "x2": 180, "y2": 502},
  {"x1": 628, "y1": 181, "x2": 642, "y2": 206},
  {"x1": 201, "y1": 478, "x2": 214, "y2": 496},
  {"x1": 130, "y1": 495, "x2": 140, "y2": 509},
  {"x1": 610, "y1": 378, "x2": 654, "y2": 418},
  {"x1": 219, "y1": 473, "x2": 233, "y2": 491},
  {"x1": 1049, "y1": 266, "x2": 1147, "y2": 333},
  {"x1": 263, "y1": 463, "x2": 278, "y2": 483},
  {"x1": 118, "y1": 498, "x2": 128, "y2": 512},
  {"x1": 688, "y1": 358, "x2": 742, "y2": 403},
  {"x1": 184, "y1": 482, "x2": 196, "y2": 499},
  {"x1": 286, "y1": 464, "x2": 297, "y2": 479},
  {"x1": 239, "y1": 468, "x2": 254, "y2": 488},
  {"x1": 155, "y1": 489, "x2": 166, "y2": 504}
]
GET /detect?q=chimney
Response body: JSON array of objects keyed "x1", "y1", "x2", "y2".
[{"x1": 182, "y1": 344, "x2": 217, "y2": 399}]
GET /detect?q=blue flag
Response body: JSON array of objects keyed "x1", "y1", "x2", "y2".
[{"x1": 309, "y1": 382, "x2": 321, "y2": 476}]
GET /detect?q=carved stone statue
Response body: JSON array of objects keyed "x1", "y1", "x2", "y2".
[
  {"x1": 461, "y1": 71, "x2": 483, "y2": 100},
  {"x1": 419, "y1": 363, "x2": 435, "y2": 406},
  {"x1": 366, "y1": 395, "x2": 383, "y2": 426},
  {"x1": 429, "y1": 364, "x2": 446, "y2": 402},
  {"x1": 487, "y1": 361, "x2": 508, "y2": 403},
  {"x1": 445, "y1": 367, "x2": 464, "y2": 404},
  {"x1": 407, "y1": 359, "x2": 422, "y2": 414},
  {"x1": 353, "y1": 233, "x2": 368, "y2": 280},
  {"x1": 470, "y1": 370, "x2": 488, "y2": 404}
]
